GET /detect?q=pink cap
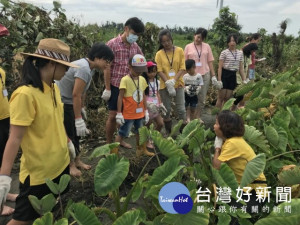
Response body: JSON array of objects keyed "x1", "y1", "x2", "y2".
[
  {"x1": 147, "y1": 61, "x2": 156, "y2": 68},
  {"x1": 0, "y1": 24, "x2": 9, "y2": 37}
]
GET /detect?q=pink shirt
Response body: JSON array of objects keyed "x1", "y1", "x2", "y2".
[
  {"x1": 184, "y1": 42, "x2": 214, "y2": 75},
  {"x1": 249, "y1": 51, "x2": 256, "y2": 69},
  {"x1": 107, "y1": 35, "x2": 143, "y2": 87}
]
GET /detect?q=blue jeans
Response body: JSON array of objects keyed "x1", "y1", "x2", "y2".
[
  {"x1": 118, "y1": 118, "x2": 144, "y2": 137},
  {"x1": 249, "y1": 69, "x2": 255, "y2": 80}
]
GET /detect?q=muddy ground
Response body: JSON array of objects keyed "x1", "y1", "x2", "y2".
[{"x1": 0, "y1": 107, "x2": 216, "y2": 225}]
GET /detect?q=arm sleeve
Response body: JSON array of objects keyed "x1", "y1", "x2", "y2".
[
  {"x1": 218, "y1": 140, "x2": 241, "y2": 162},
  {"x1": 155, "y1": 51, "x2": 163, "y2": 73},
  {"x1": 119, "y1": 77, "x2": 127, "y2": 90},
  {"x1": 10, "y1": 90, "x2": 35, "y2": 126},
  {"x1": 197, "y1": 74, "x2": 204, "y2": 86},
  {"x1": 74, "y1": 67, "x2": 90, "y2": 84},
  {"x1": 179, "y1": 48, "x2": 186, "y2": 71},
  {"x1": 219, "y1": 50, "x2": 226, "y2": 61}
]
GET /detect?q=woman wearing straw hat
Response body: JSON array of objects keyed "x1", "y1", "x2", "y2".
[
  {"x1": 0, "y1": 23, "x2": 18, "y2": 217},
  {"x1": 0, "y1": 38, "x2": 77, "y2": 224}
]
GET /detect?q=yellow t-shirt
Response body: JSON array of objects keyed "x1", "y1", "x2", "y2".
[
  {"x1": 155, "y1": 47, "x2": 186, "y2": 89},
  {"x1": 9, "y1": 82, "x2": 70, "y2": 185},
  {"x1": 119, "y1": 75, "x2": 147, "y2": 120},
  {"x1": 218, "y1": 137, "x2": 267, "y2": 191},
  {"x1": 0, "y1": 68, "x2": 10, "y2": 120}
]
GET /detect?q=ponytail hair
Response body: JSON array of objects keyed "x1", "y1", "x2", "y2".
[{"x1": 19, "y1": 56, "x2": 50, "y2": 92}]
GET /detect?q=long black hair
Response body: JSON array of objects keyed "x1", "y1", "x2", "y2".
[
  {"x1": 142, "y1": 62, "x2": 159, "y2": 96},
  {"x1": 158, "y1": 29, "x2": 173, "y2": 51},
  {"x1": 18, "y1": 56, "x2": 50, "y2": 92}
]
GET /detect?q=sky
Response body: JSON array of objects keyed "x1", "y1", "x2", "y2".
[{"x1": 22, "y1": 0, "x2": 300, "y2": 36}]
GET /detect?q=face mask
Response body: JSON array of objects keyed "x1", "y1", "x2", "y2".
[{"x1": 127, "y1": 33, "x2": 138, "y2": 44}]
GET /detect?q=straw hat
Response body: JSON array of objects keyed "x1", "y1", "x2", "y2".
[
  {"x1": 0, "y1": 24, "x2": 9, "y2": 37},
  {"x1": 21, "y1": 38, "x2": 78, "y2": 68}
]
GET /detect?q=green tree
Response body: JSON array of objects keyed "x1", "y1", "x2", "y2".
[{"x1": 211, "y1": 6, "x2": 242, "y2": 49}]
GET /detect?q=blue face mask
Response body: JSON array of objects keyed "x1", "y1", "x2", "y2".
[{"x1": 127, "y1": 33, "x2": 138, "y2": 44}]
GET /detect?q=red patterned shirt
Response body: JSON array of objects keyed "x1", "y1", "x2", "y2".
[{"x1": 107, "y1": 35, "x2": 143, "y2": 87}]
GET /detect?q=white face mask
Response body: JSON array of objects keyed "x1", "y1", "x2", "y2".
[{"x1": 127, "y1": 33, "x2": 138, "y2": 44}]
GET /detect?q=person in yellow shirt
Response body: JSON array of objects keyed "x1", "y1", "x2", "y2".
[
  {"x1": 213, "y1": 110, "x2": 267, "y2": 222},
  {"x1": 0, "y1": 38, "x2": 77, "y2": 224},
  {"x1": 155, "y1": 29, "x2": 186, "y2": 134}
]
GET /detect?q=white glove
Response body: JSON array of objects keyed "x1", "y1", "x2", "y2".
[
  {"x1": 216, "y1": 81, "x2": 223, "y2": 90},
  {"x1": 196, "y1": 86, "x2": 201, "y2": 95},
  {"x1": 116, "y1": 113, "x2": 125, "y2": 126},
  {"x1": 67, "y1": 139, "x2": 76, "y2": 160},
  {"x1": 243, "y1": 79, "x2": 249, "y2": 84},
  {"x1": 145, "y1": 110, "x2": 149, "y2": 124},
  {"x1": 165, "y1": 79, "x2": 176, "y2": 97},
  {"x1": 75, "y1": 118, "x2": 90, "y2": 137},
  {"x1": 214, "y1": 136, "x2": 224, "y2": 149},
  {"x1": 147, "y1": 102, "x2": 159, "y2": 114},
  {"x1": 211, "y1": 76, "x2": 218, "y2": 86},
  {"x1": 159, "y1": 103, "x2": 167, "y2": 116},
  {"x1": 81, "y1": 107, "x2": 87, "y2": 121},
  {"x1": 101, "y1": 89, "x2": 111, "y2": 101},
  {"x1": 0, "y1": 175, "x2": 12, "y2": 211},
  {"x1": 184, "y1": 86, "x2": 191, "y2": 95}
]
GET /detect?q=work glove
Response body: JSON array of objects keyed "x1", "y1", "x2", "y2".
[
  {"x1": 0, "y1": 175, "x2": 12, "y2": 212},
  {"x1": 81, "y1": 107, "x2": 87, "y2": 121},
  {"x1": 116, "y1": 113, "x2": 125, "y2": 126},
  {"x1": 75, "y1": 117, "x2": 90, "y2": 137},
  {"x1": 165, "y1": 79, "x2": 176, "y2": 97},
  {"x1": 101, "y1": 89, "x2": 111, "y2": 101},
  {"x1": 145, "y1": 110, "x2": 149, "y2": 124},
  {"x1": 243, "y1": 79, "x2": 250, "y2": 84},
  {"x1": 215, "y1": 81, "x2": 223, "y2": 90},
  {"x1": 67, "y1": 139, "x2": 76, "y2": 160},
  {"x1": 159, "y1": 103, "x2": 167, "y2": 116},
  {"x1": 147, "y1": 102, "x2": 159, "y2": 114},
  {"x1": 214, "y1": 136, "x2": 224, "y2": 149},
  {"x1": 211, "y1": 76, "x2": 218, "y2": 86},
  {"x1": 196, "y1": 86, "x2": 201, "y2": 95},
  {"x1": 184, "y1": 86, "x2": 191, "y2": 95}
]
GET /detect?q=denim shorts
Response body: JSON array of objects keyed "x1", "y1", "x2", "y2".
[
  {"x1": 185, "y1": 94, "x2": 198, "y2": 108},
  {"x1": 249, "y1": 69, "x2": 255, "y2": 80},
  {"x1": 118, "y1": 118, "x2": 144, "y2": 137},
  {"x1": 108, "y1": 84, "x2": 120, "y2": 111}
]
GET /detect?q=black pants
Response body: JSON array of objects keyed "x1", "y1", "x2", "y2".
[
  {"x1": 64, "y1": 104, "x2": 80, "y2": 155},
  {"x1": 0, "y1": 117, "x2": 9, "y2": 167}
]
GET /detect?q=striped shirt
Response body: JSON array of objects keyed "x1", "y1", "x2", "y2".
[
  {"x1": 219, "y1": 49, "x2": 243, "y2": 71},
  {"x1": 107, "y1": 35, "x2": 143, "y2": 87}
]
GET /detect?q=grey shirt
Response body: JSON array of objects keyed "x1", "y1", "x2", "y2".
[{"x1": 56, "y1": 58, "x2": 95, "y2": 104}]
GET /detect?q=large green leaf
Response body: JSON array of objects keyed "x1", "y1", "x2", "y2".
[
  {"x1": 161, "y1": 205, "x2": 209, "y2": 225},
  {"x1": 58, "y1": 174, "x2": 71, "y2": 194},
  {"x1": 90, "y1": 143, "x2": 120, "y2": 159},
  {"x1": 212, "y1": 163, "x2": 239, "y2": 192},
  {"x1": 246, "y1": 97, "x2": 272, "y2": 110},
  {"x1": 264, "y1": 125, "x2": 279, "y2": 146},
  {"x1": 144, "y1": 157, "x2": 185, "y2": 198},
  {"x1": 139, "y1": 126, "x2": 150, "y2": 145},
  {"x1": 287, "y1": 105, "x2": 300, "y2": 127},
  {"x1": 33, "y1": 212, "x2": 53, "y2": 225},
  {"x1": 240, "y1": 154, "x2": 266, "y2": 187},
  {"x1": 222, "y1": 98, "x2": 236, "y2": 110},
  {"x1": 113, "y1": 209, "x2": 146, "y2": 225},
  {"x1": 28, "y1": 194, "x2": 56, "y2": 216},
  {"x1": 94, "y1": 154, "x2": 129, "y2": 196},
  {"x1": 255, "y1": 199, "x2": 300, "y2": 225},
  {"x1": 69, "y1": 203, "x2": 102, "y2": 225},
  {"x1": 276, "y1": 126, "x2": 289, "y2": 152},
  {"x1": 244, "y1": 125, "x2": 270, "y2": 154},
  {"x1": 217, "y1": 213, "x2": 231, "y2": 225},
  {"x1": 151, "y1": 130, "x2": 187, "y2": 160},
  {"x1": 278, "y1": 165, "x2": 300, "y2": 185}
]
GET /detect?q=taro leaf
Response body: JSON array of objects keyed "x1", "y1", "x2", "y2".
[
  {"x1": 53, "y1": 218, "x2": 68, "y2": 225},
  {"x1": 45, "y1": 178, "x2": 59, "y2": 195},
  {"x1": 151, "y1": 131, "x2": 187, "y2": 160},
  {"x1": 276, "y1": 127, "x2": 288, "y2": 152},
  {"x1": 144, "y1": 156, "x2": 185, "y2": 198},
  {"x1": 287, "y1": 105, "x2": 300, "y2": 127},
  {"x1": 94, "y1": 154, "x2": 129, "y2": 196},
  {"x1": 217, "y1": 213, "x2": 231, "y2": 225},
  {"x1": 170, "y1": 120, "x2": 183, "y2": 137},
  {"x1": 278, "y1": 166, "x2": 300, "y2": 185},
  {"x1": 28, "y1": 194, "x2": 56, "y2": 216},
  {"x1": 68, "y1": 203, "x2": 102, "y2": 225},
  {"x1": 264, "y1": 125, "x2": 279, "y2": 146},
  {"x1": 161, "y1": 205, "x2": 209, "y2": 225},
  {"x1": 90, "y1": 142, "x2": 120, "y2": 159},
  {"x1": 222, "y1": 98, "x2": 236, "y2": 110},
  {"x1": 255, "y1": 199, "x2": 300, "y2": 225},
  {"x1": 212, "y1": 163, "x2": 239, "y2": 191},
  {"x1": 244, "y1": 125, "x2": 270, "y2": 154},
  {"x1": 131, "y1": 178, "x2": 143, "y2": 202},
  {"x1": 58, "y1": 174, "x2": 71, "y2": 194},
  {"x1": 33, "y1": 212, "x2": 53, "y2": 225},
  {"x1": 113, "y1": 209, "x2": 146, "y2": 225},
  {"x1": 139, "y1": 126, "x2": 149, "y2": 145},
  {"x1": 240, "y1": 154, "x2": 266, "y2": 187}
]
